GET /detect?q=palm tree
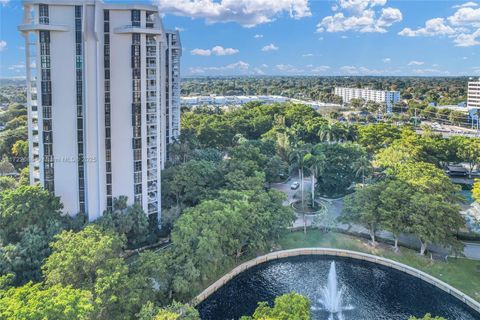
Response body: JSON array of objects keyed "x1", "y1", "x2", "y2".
[
  {"x1": 318, "y1": 123, "x2": 338, "y2": 143},
  {"x1": 304, "y1": 151, "x2": 325, "y2": 206},
  {"x1": 289, "y1": 145, "x2": 310, "y2": 234},
  {"x1": 354, "y1": 155, "x2": 372, "y2": 186}
]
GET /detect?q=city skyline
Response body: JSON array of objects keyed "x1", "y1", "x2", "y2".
[{"x1": 1, "y1": 0, "x2": 480, "y2": 78}]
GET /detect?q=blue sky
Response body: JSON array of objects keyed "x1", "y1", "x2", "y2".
[{"x1": 1, "y1": 0, "x2": 480, "y2": 77}]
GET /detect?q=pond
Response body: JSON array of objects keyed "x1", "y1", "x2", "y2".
[{"x1": 197, "y1": 255, "x2": 480, "y2": 320}]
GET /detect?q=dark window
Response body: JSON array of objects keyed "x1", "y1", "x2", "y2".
[{"x1": 131, "y1": 10, "x2": 140, "y2": 27}]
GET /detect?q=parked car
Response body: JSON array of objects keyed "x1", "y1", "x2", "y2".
[{"x1": 290, "y1": 181, "x2": 300, "y2": 190}]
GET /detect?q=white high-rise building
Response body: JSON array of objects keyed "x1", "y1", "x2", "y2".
[
  {"x1": 468, "y1": 79, "x2": 480, "y2": 130},
  {"x1": 334, "y1": 87, "x2": 400, "y2": 113},
  {"x1": 467, "y1": 79, "x2": 480, "y2": 109},
  {"x1": 18, "y1": 0, "x2": 181, "y2": 222}
]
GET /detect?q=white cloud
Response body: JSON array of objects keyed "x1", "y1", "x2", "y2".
[
  {"x1": 0, "y1": 0, "x2": 10, "y2": 6},
  {"x1": 399, "y1": 6, "x2": 480, "y2": 46},
  {"x1": 262, "y1": 43, "x2": 279, "y2": 51},
  {"x1": 302, "y1": 53, "x2": 314, "y2": 57},
  {"x1": 339, "y1": 65, "x2": 383, "y2": 75},
  {"x1": 275, "y1": 64, "x2": 302, "y2": 73},
  {"x1": 382, "y1": 57, "x2": 391, "y2": 63},
  {"x1": 408, "y1": 60, "x2": 424, "y2": 66},
  {"x1": 211, "y1": 46, "x2": 239, "y2": 56},
  {"x1": 254, "y1": 34, "x2": 263, "y2": 39},
  {"x1": 453, "y1": 2, "x2": 479, "y2": 8},
  {"x1": 399, "y1": 18, "x2": 455, "y2": 37},
  {"x1": 447, "y1": 7, "x2": 480, "y2": 27},
  {"x1": 191, "y1": 48, "x2": 212, "y2": 56},
  {"x1": 0, "y1": 40, "x2": 6, "y2": 52},
  {"x1": 154, "y1": 0, "x2": 311, "y2": 27},
  {"x1": 454, "y1": 28, "x2": 480, "y2": 46},
  {"x1": 253, "y1": 67, "x2": 265, "y2": 75},
  {"x1": 189, "y1": 61, "x2": 250, "y2": 75},
  {"x1": 317, "y1": 0, "x2": 402, "y2": 33},
  {"x1": 412, "y1": 68, "x2": 450, "y2": 75},
  {"x1": 311, "y1": 65, "x2": 331, "y2": 73},
  {"x1": 341, "y1": 35, "x2": 348, "y2": 39},
  {"x1": 191, "y1": 46, "x2": 239, "y2": 56},
  {"x1": 8, "y1": 63, "x2": 26, "y2": 72},
  {"x1": 175, "y1": 26, "x2": 185, "y2": 32},
  {"x1": 260, "y1": 64, "x2": 269, "y2": 68}
]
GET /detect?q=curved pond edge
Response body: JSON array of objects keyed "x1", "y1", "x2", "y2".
[{"x1": 193, "y1": 248, "x2": 480, "y2": 314}]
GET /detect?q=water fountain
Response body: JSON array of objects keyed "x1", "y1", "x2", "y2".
[{"x1": 318, "y1": 261, "x2": 349, "y2": 320}]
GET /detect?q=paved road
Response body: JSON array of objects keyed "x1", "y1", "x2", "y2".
[{"x1": 271, "y1": 179, "x2": 480, "y2": 260}]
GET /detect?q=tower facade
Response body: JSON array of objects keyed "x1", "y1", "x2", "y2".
[{"x1": 19, "y1": 0, "x2": 181, "y2": 222}]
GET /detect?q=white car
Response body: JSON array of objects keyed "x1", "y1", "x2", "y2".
[{"x1": 290, "y1": 181, "x2": 300, "y2": 190}]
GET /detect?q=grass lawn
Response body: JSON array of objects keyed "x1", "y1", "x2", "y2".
[{"x1": 278, "y1": 230, "x2": 480, "y2": 302}]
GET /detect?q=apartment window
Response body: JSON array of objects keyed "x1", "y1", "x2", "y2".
[
  {"x1": 131, "y1": 10, "x2": 140, "y2": 27},
  {"x1": 146, "y1": 11, "x2": 155, "y2": 28},
  {"x1": 39, "y1": 4, "x2": 49, "y2": 24},
  {"x1": 134, "y1": 161, "x2": 142, "y2": 171}
]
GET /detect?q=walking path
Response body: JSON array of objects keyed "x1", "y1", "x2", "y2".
[{"x1": 271, "y1": 179, "x2": 480, "y2": 260}]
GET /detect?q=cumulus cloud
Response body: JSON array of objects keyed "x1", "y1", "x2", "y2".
[
  {"x1": 254, "y1": 34, "x2": 263, "y2": 39},
  {"x1": 154, "y1": 0, "x2": 311, "y2": 27},
  {"x1": 382, "y1": 57, "x2": 391, "y2": 63},
  {"x1": 317, "y1": 0, "x2": 402, "y2": 33},
  {"x1": 408, "y1": 60, "x2": 424, "y2": 66},
  {"x1": 8, "y1": 63, "x2": 26, "y2": 72},
  {"x1": 311, "y1": 65, "x2": 331, "y2": 73},
  {"x1": 398, "y1": 18, "x2": 455, "y2": 37},
  {"x1": 399, "y1": 6, "x2": 480, "y2": 46},
  {"x1": 189, "y1": 61, "x2": 250, "y2": 75},
  {"x1": 340, "y1": 65, "x2": 383, "y2": 75},
  {"x1": 0, "y1": 40, "x2": 6, "y2": 52},
  {"x1": 262, "y1": 43, "x2": 279, "y2": 51},
  {"x1": 211, "y1": 46, "x2": 239, "y2": 56},
  {"x1": 412, "y1": 68, "x2": 450, "y2": 75},
  {"x1": 191, "y1": 46, "x2": 239, "y2": 56},
  {"x1": 275, "y1": 64, "x2": 302, "y2": 73},
  {"x1": 453, "y1": 2, "x2": 478, "y2": 8},
  {"x1": 190, "y1": 48, "x2": 212, "y2": 56}
]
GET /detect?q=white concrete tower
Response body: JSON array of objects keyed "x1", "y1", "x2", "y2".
[{"x1": 18, "y1": 0, "x2": 181, "y2": 223}]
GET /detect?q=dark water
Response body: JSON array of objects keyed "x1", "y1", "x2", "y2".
[{"x1": 197, "y1": 256, "x2": 480, "y2": 320}]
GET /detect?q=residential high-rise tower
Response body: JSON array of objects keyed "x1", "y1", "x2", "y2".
[{"x1": 18, "y1": 0, "x2": 181, "y2": 222}]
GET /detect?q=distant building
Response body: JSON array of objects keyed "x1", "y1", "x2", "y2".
[
  {"x1": 467, "y1": 79, "x2": 480, "y2": 129},
  {"x1": 19, "y1": 1, "x2": 181, "y2": 223},
  {"x1": 334, "y1": 87, "x2": 400, "y2": 113}
]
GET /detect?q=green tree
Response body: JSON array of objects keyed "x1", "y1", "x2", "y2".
[
  {"x1": 379, "y1": 180, "x2": 413, "y2": 250},
  {"x1": 473, "y1": 179, "x2": 480, "y2": 203},
  {"x1": 456, "y1": 137, "x2": 480, "y2": 178},
  {"x1": 341, "y1": 183, "x2": 384, "y2": 245},
  {"x1": 313, "y1": 142, "x2": 367, "y2": 197},
  {"x1": 0, "y1": 155, "x2": 16, "y2": 176},
  {"x1": 162, "y1": 160, "x2": 222, "y2": 208},
  {"x1": 138, "y1": 301, "x2": 200, "y2": 320},
  {"x1": 11, "y1": 139, "x2": 28, "y2": 169},
  {"x1": 409, "y1": 192, "x2": 463, "y2": 255},
  {"x1": 395, "y1": 162, "x2": 460, "y2": 203},
  {"x1": 96, "y1": 196, "x2": 150, "y2": 247},
  {"x1": 0, "y1": 176, "x2": 16, "y2": 192},
  {"x1": 42, "y1": 225, "x2": 151, "y2": 319},
  {"x1": 240, "y1": 292, "x2": 311, "y2": 320},
  {"x1": 0, "y1": 185, "x2": 64, "y2": 243},
  {"x1": 0, "y1": 282, "x2": 94, "y2": 320}
]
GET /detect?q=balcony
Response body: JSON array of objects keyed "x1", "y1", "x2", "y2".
[
  {"x1": 19, "y1": 23, "x2": 69, "y2": 33},
  {"x1": 114, "y1": 25, "x2": 163, "y2": 35}
]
